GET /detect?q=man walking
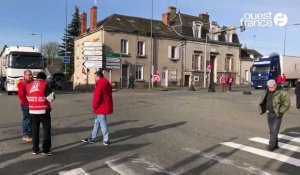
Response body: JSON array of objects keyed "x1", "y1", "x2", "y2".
[
  {"x1": 17, "y1": 70, "x2": 33, "y2": 142},
  {"x1": 227, "y1": 74, "x2": 233, "y2": 92},
  {"x1": 220, "y1": 73, "x2": 227, "y2": 92},
  {"x1": 129, "y1": 73, "x2": 135, "y2": 89},
  {"x1": 27, "y1": 72, "x2": 55, "y2": 155},
  {"x1": 82, "y1": 69, "x2": 113, "y2": 145},
  {"x1": 259, "y1": 79, "x2": 290, "y2": 151}
]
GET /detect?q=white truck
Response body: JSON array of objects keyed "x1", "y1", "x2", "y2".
[
  {"x1": 0, "y1": 46, "x2": 44, "y2": 95},
  {"x1": 251, "y1": 54, "x2": 300, "y2": 88}
]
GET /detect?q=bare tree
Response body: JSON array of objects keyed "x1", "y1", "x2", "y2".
[{"x1": 42, "y1": 41, "x2": 60, "y2": 65}]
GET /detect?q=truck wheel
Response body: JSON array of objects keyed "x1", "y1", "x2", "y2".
[{"x1": 7, "y1": 91, "x2": 12, "y2": 95}]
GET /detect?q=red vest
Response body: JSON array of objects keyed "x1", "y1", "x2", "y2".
[{"x1": 26, "y1": 79, "x2": 51, "y2": 114}]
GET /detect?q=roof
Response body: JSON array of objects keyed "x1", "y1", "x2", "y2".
[
  {"x1": 241, "y1": 48, "x2": 263, "y2": 60},
  {"x1": 93, "y1": 14, "x2": 180, "y2": 39}
]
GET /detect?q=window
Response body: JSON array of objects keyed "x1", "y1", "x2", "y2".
[
  {"x1": 192, "y1": 21, "x2": 202, "y2": 38},
  {"x1": 225, "y1": 56, "x2": 233, "y2": 71},
  {"x1": 170, "y1": 69, "x2": 177, "y2": 81},
  {"x1": 192, "y1": 54, "x2": 204, "y2": 71},
  {"x1": 135, "y1": 65, "x2": 143, "y2": 80},
  {"x1": 168, "y1": 46, "x2": 179, "y2": 60},
  {"x1": 120, "y1": 39, "x2": 128, "y2": 54},
  {"x1": 137, "y1": 41, "x2": 145, "y2": 56}
]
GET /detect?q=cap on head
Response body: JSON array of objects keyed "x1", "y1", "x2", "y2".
[
  {"x1": 267, "y1": 79, "x2": 276, "y2": 87},
  {"x1": 95, "y1": 69, "x2": 104, "y2": 78},
  {"x1": 36, "y1": 72, "x2": 47, "y2": 80}
]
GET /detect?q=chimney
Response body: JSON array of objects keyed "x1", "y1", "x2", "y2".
[
  {"x1": 199, "y1": 13, "x2": 209, "y2": 23},
  {"x1": 90, "y1": 6, "x2": 97, "y2": 31},
  {"x1": 162, "y1": 12, "x2": 170, "y2": 26},
  {"x1": 168, "y1": 6, "x2": 176, "y2": 19},
  {"x1": 81, "y1": 12, "x2": 87, "y2": 35}
]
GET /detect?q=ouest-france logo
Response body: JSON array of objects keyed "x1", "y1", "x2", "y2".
[{"x1": 240, "y1": 12, "x2": 288, "y2": 27}]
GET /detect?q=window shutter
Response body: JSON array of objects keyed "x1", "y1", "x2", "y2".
[
  {"x1": 168, "y1": 46, "x2": 171, "y2": 59},
  {"x1": 175, "y1": 47, "x2": 180, "y2": 60}
]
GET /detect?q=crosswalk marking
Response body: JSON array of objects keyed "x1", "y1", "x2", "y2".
[
  {"x1": 221, "y1": 142, "x2": 300, "y2": 167},
  {"x1": 249, "y1": 137, "x2": 300, "y2": 153},
  {"x1": 288, "y1": 131, "x2": 300, "y2": 135},
  {"x1": 278, "y1": 134, "x2": 300, "y2": 143},
  {"x1": 59, "y1": 168, "x2": 89, "y2": 175}
]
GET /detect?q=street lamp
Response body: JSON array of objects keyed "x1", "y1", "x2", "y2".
[
  {"x1": 283, "y1": 23, "x2": 300, "y2": 55},
  {"x1": 31, "y1": 33, "x2": 43, "y2": 54},
  {"x1": 149, "y1": 0, "x2": 154, "y2": 90}
]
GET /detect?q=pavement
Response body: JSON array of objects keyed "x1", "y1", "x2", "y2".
[{"x1": 0, "y1": 87, "x2": 299, "y2": 175}]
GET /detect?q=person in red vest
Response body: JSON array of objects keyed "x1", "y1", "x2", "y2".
[
  {"x1": 27, "y1": 72, "x2": 55, "y2": 156},
  {"x1": 82, "y1": 69, "x2": 113, "y2": 145},
  {"x1": 282, "y1": 74, "x2": 287, "y2": 88},
  {"x1": 227, "y1": 74, "x2": 233, "y2": 92},
  {"x1": 17, "y1": 70, "x2": 33, "y2": 142},
  {"x1": 276, "y1": 75, "x2": 282, "y2": 89}
]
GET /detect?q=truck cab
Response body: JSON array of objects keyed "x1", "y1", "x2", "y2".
[{"x1": 251, "y1": 54, "x2": 281, "y2": 89}]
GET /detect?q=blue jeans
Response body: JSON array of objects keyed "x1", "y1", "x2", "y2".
[
  {"x1": 91, "y1": 114, "x2": 109, "y2": 142},
  {"x1": 21, "y1": 105, "x2": 32, "y2": 137}
]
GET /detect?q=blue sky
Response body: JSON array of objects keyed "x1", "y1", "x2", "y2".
[{"x1": 1, "y1": 0, "x2": 299, "y2": 56}]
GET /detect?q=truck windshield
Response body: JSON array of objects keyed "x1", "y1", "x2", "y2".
[
  {"x1": 9, "y1": 54, "x2": 43, "y2": 69},
  {"x1": 252, "y1": 66, "x2": 270, "y2": 73}
]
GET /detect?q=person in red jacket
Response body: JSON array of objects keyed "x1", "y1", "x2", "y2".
[
  {"x1": 17, "y1": 70, "x2": 33, "y2": 142},
  {"x1": 82, "y1": 69, "x2": 113, "y2": 145},
  {"x1": 276, "y1": 75, "x2": 282, "y2": 89},
  {"x1": 282, "y1": 74, "x2": 287, "y2": 88},
  {"x1": 27, "y1": 72, "x2": 55, "y2": 156}
]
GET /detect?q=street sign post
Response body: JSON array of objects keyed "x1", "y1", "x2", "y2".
[
  {"x1": 82, "y1": 41, "x2": 103, "y2": 47},
  {"x1": 106, "y1": 53, "x2": 121, "y2": 69},
  {"x1": 84, "y1": 56, "x2": 103, "y2": 61},
  {"x1": 83, "y1": 50, "x2": 102, "y2": 56},
  {"x1": 62, "y1": 56, "x2": 70, "y2": 64}
]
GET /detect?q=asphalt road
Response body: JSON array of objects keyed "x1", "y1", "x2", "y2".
[{"x1": 0, "y1": 87, "x2": 299, "y2": 175}]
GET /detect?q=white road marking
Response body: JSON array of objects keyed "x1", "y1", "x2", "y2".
[
  {"x1": 288, "y1": 132, "x2": 300, "y2": 135},
  {"x1": 183, "y1": 147, "x2": 271, "y2": 175},
  {"x1": 106, "y1": 159, "x2": 137, "y2": 175},
  {"x1": 249, "y1": 137, "x2": 300, "y2": 153},
  {"x1": 59, "y1": 168, "x2": 89, "y2": 175},
  {"x1": 278, "y1": 134, "x2": 300, "y2": 143},
  {"x1": 221, "y1": 142, "x2": 300, "y2": 167},
  {"x1": 106, "y1": 156, "x2": 179, "y2": 175}
]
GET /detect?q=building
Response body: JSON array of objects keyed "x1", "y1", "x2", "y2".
[
  {"x1": 240, "y1": 47, "x2": 263, "y2": 84},
  {"x1": 73, "y1": 6, "x2": 243, "y2": 89}
]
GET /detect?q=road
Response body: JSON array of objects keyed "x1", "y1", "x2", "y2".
[{"x1": 0, "y1": 87, "x2": 299, "y2": 175}]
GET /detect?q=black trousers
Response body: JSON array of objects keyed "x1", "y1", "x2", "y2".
[
  {"x1": 267, "y1": 113, "x2": 282, "y2": 148},
  {"x1": 31, "y1": 112, "x2": 51, "y2": 152}
]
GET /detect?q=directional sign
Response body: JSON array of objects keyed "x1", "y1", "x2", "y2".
[
  {"x1": 84, "y1": 56, "x2": 103, "y2": 61},
  {"x1": 106, "y1": 53, "x2": 121, "y2": 58},
  {"x1": 106, "y1": 65, "x2": 121, "y2": 69},
  {"x1": 83, "y1": 47, "x2": 103, "y2": 51},
  {"x1": 62, "y1": 56, "x2": 70, "y2": 64},
  {"x1": 82, "y1": 42, "x2": 103, "y2": 47},
  {"x1": 83, "y1": 50, "x2": 103, "y2": 56},
  {"x1": 106, "y1": 62, "x2": 121, "y2": 66},
  {"x1": 106, "y1": 58, "x2": 120, "y2": 63},
  {"x1": 82, "y1": 60, "x2": 103, "y2": 68}
]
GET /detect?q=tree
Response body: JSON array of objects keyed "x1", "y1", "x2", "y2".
[
  {"x1": 59, "y1": 6, "x2": 81, "y2": 78},
  {"x1": 43, "y1": 41, "x2": 60, "y2": 65}
]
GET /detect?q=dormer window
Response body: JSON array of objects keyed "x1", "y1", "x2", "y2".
[
  {"x1": 226, "y1": 33, "x2": 232, "y2": 42},
  {"x1": 193, "y1": 21, "x2": 202, "y2": 38}
]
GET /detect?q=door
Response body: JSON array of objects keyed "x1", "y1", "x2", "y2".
[
  {"x1": 184, "y1": 75, "x2": 190, "y2": 86},
  {"x1": 245, "y1": 70, "x2": 249, "y2": 83},
  {"x1": 161, "y1": 69, "x2": 168, "y2": 87},
  {"x1": 121, "y1": 64, "x2": 128, "y2": 88},
  {"x1": 210, "y1": 56, "x2": 216, "y2": 83}
]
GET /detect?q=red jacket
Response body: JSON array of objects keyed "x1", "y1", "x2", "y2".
[
  {"x1": 277, "y1": 75, "x2": 282, "y2": 83},
  {"x1": 26, "y1": 79, "x2": 51, "y2": 114},
  {"x1": 17, "y1": 79, "x2": 30, "y2": 106},
  {"x1": 93, "y1": 77, "x2": 113, "y2": 115},
  {"x1": 282, "y1": 75, "x2": 287, "y2": 83}
]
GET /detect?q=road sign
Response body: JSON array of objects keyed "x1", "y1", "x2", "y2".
[
  {"x1": 82, "y1": 42, "x2": 103, "y2": 47},
  {"x1": 106, "y1": 53, "x2": 121, "y2": 58},
  {"x1": 106, "y1": 57, "x2": 120, "y2": 63},
  {"x1": 82, "y1": 47, "x2": 103, "y2": 51},
  {"x1": 82, "y1": 60, "x2": 103, "y2": 68},
  {"x1": 106, "y1": 65, "x2": 121, "y2": 69},
  {"x1": 83, "y1": 50, "x2": 102, "y2": 56},
  {"x1": 84, "y1": 56, "x2": 103, "y2": 61},
  {"x1": 62, "y1": 56, "x2": 70, "y2": 64},
  {"x1": 106, "y1": 62, "x2": 121, "y2": 66}
]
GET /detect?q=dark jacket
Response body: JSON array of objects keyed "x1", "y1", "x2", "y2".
[
  {"x1": 93, "y1": 77, "x2": 113, "y2": 115},
  {"x1": 295, "y1": 81, "x2": 300, "y2": 95},
  {"x1": 259, "y1": 89, "x2": 291, "y2": 117}
]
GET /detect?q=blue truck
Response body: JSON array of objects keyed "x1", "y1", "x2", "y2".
[{"x1": 251, "y1": 53, "x2": 300, "y2": 89}]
